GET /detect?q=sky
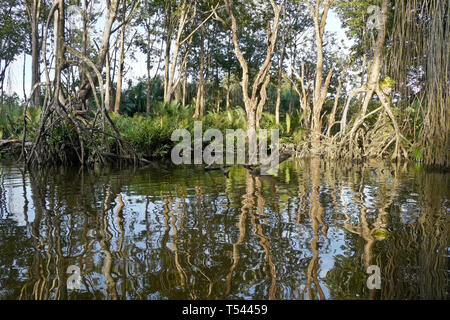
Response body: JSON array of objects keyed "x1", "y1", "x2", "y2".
[{"x1": 4, "y1": 7, "x2": 351, "y2": 100}]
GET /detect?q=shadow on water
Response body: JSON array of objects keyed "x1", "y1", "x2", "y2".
[{"x1": 0, "y1": 159, "x2": 448, "y2": 300}]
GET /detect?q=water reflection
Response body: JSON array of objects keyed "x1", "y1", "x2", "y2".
[{"x1": 0, "y1": 160, "x2": 448, "y2": 300}]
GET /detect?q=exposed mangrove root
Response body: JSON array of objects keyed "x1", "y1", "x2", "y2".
[
  {"x1": 23, "y1": 103, "x2": 150, "y2": 167},
  {"x1": 20, "y1": 1, "x2": 149, "y2": 167},
  {"x1": 283, "y1": 107, "x2": 411, "y2": 163}
]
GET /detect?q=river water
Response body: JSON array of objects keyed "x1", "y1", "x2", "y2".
[{"x1": 0, "y1": 159, "x2": 448, "y2": 300}]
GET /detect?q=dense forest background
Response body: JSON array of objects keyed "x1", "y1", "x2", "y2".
[{"x1": 0, "y1": 0, "x2": 448, "y2": 169}]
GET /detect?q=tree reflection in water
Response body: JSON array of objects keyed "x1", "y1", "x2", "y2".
[{"x1": 0, "y1": 160, "x2": 448, "y2": 300}]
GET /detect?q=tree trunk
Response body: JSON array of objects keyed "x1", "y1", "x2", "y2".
[
  {"x1": 422, "y1": 0, "x2": 449, "y2": 169},
  {"x1": 182, "y1": 72, "x2": 187, "y2": 107},
  {"x1": 226, "y1": 78, "x2": 231, "y2": 111},
  {"x1": 77, "y1": 0, "x2": 120, "y2": 104},
  {"x1": 164, "y1": 0, "x2": 192, "y2": 104},
  {"x1": 163, "y1": 32, "x2": 171, "y2": 104},
  {"x1": 327, "y1": 64, "x2": 348, "y2": 136},
  {"x1": 216, "y1": 0, "x2": 282, "y2": 131},
  {"x1": 275, "y1": 35, "x2": 286, "y2": 125},
  {"x1": 22, "y1": 52, "x2": 27, "y2": 101},
  {"x1": 80, "y1": 0, "x2": 88, "y2": 107},
  {"x1": 105, "y1": 50, "x2": 113, "y2": 113},
  {"x1": 349, "y1": 0, "x2": 389, "y2": 143},
  {"x1": 114, "y1": 2, "x2": 126, "y2": 113},
  {"x1": 28, "y1": 0, "x2": 42, "y2": 107},
  {"x1": 309, "y1": 0, "x2": 334, "y2": 155},
  {"x1": 146, "y1": 27, "x2": 153, "y2": 115},
  {"x1": 288, "y1": 42, "x2": 297, "y2": 114},
  {"x1": 194, "y1": 28, "x2": 205, "y2": 118}
]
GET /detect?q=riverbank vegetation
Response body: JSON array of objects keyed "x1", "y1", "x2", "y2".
[{"x1": 0, "y1": 0, "x2": 447, "y2": 169}]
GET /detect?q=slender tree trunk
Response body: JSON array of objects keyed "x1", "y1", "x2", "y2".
[
  {"x1": 114, "y1": 2, "x2": 126, "y2": 113},
  {"x1": 163, "y1": 33, "x2": 171, "y2": 104},
  {"x1": 288, "y1": 42, "x2": 297, "y2": 114},
  {"x1": 309, "y1": 0, "x2": 334, "y2": 155},
  {"x1": 31, "y1": 24, "x2": 40, "y2": 107},
  {"x1": 105, "y1": 50, "x2": 112, "y2": 113},
  {"x1": 226, "y1": 37, "x2": 232, "y2": 111},
  {"x1": 275, "y1": 35, "x2": 286, "y2": 125},
  {"x1": 194, "y1": 28, "x2": 205, "y2": 118},
  {"x1": 22, "y1": 52, "x2": 27, "y2": 102},
  {"x1": 146, "y1": 30, "x2": 153, "y2": 115},
  {"x1": 0, "y1": 64, "x2": 4, "y2": 104},
  {"x1": 215, "y1": 0, "x2": 282, "y2": 131},
  {"x1": 164, "y1": 0, "x2": 191, "y2": 104},
  {"x1": 146, "y1": 80, "x2": 152, "y2": 115},
  {"x1": 182, "y1": 72, "x2": 187, "y2": 107},
  {"x1": 349, "y1": 0, "x2": 389, "y2": 142},
  {"x1": 226, "y1": 75, "x2": 231, "y2": 110},
  {"x1": 358, "y1": 54, "x2": 367, "y2": 106},
  {"x1": 146, "y1": 78, "x2": 152, "y2": 115},
  {"x1": 53, "y1": 0, "x2": 65, "y2": 109},
  {"x1": 77, "y1": 0, "x2": 120, "y2": 104},
  {"x1": 80, "y1": 0, "x2": 88, "y2": 107},
  {"x1": 29, "y1": 0, "x2": 42, "y2": 107},
  {"x1": 327, "y1": 64, "x2": 348, "y2": 136}
]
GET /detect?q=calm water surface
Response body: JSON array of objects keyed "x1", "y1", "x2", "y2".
[{"x1": 0, "y1": 159, "x2": 448, "y2": 300}]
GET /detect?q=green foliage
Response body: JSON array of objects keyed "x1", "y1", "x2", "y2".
[
  {"x1": 285, "y1": 113, "x2": 291, "y2": 135},
  {"x1": 379, "y1": 76, "x2": 395, "y2": 89},
  {"x1": 0, "y1": 97, "x2": 41, "y2": 140},
  {"x1": 204, "y1": 107, "x2": 247, "y2": 131},
  {"x1": 110, "y1": 112, "x2": 176, "y2": 157},
  {"x1": 409, "y1": 145, "x2": 423, "y2": 163},
  {"x1": 260, "y1": 113, "x2": 279, "y2": 132},
  {"x1": 334, "y1": 0, "x2": 387, "y2": 55},
  {"x1": 119, "y1": 77, "x2": 165, "y2": 115},
  {"x1": 0, "y1": 0, "x2": 28, "y2": 93},
  {"x1": 292, "y1": 128, "x2": 307, "y2": 145}
]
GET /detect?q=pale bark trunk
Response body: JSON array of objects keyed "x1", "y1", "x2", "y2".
[
  {"x1": 349, "y1": 0, "x2": 389, "y2": 141},
  {"x1": 145, "y1": 19, "x2": 154, "y2": 115},
  {"x1": 309, "y1": 0, "x2": 334, "y2": 155},
  {"x1": 164, "y1": 0, "x2": 191, "y2": 104},
  {"x1": 31, "y1": 21, "x2": 40, "y2": 107},
  {"x1": 288, "y1": 42, "x2": 297, "y2": 114},
  {"x1": 26, "y1": 0, "x2": 42, "y2": 107},
  {"x1": 114, "y1": 2, "x2": 126, "y2": 113},
  {"x1": 78, "y1": 0, "x2": 120, "y2": 103},
  {"x1": 275, "y1": 36, "x2": 286, "y2": 125},
  {"x1": 291, "y1": 61, "x2": 311, "y2": 129},
  {"x1": 80, "y1": 0, "x2": 88, "y2": 106},
  {"x1": 194, "y1": 28, "x2": 205, "y2": 118},
  {"x1": 22, "y1": 52, "x2": 27, "y2": 102},
  {"x1": 163, "y1": 33, "x2": 171, "y2": 103},
  {"x1": 215, "y1": 0, "x2": 282, "y2": 130},
  {"x1": 327, "y1": 65, "x2": 348, "y2": 136},
  {"x1": 182, "y1": 74, "x2": 187, "y2": 107},
  {"x1": 105, "y1": 51, "x2": 112, "y2": 112},
  {"x1": 53, "y1": 0, "x2": 65, "y2": 109}
]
